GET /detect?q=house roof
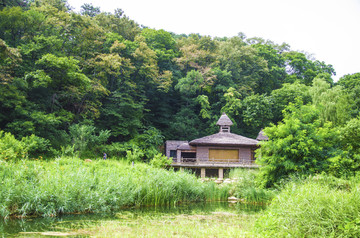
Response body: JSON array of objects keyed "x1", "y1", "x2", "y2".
[
  {"x1": 216, "y1": 113, "x2": 233, "y2": 126},
  {"x1": 189, "y1": 132, "x2": 258, "y2": 146},
  {"x1": 177, "y1": 142, "x2": 195, "y2": 151},
  {"x1": 256, "y1": 129, "x2": 269, "y2": 141}
]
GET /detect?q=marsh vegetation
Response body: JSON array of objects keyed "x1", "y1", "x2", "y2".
[
  {"x1": 2, "y1": 159, "x2": 360, "y2": 237},
  {"x1": 0, "y1": 157, "x2": 229, "y2": 219}
]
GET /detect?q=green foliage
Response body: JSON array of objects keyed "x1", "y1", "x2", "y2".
[
  {"x1": 80, "y1": 3, "x2": 100, "y2": 17},
  {"x1": 341, "y1": 116, "x2": 360, "y2": 153},
  {"x1": 255, "y1": 175, "x2": 360, "y2": 237},
  {"x1": 196, "y1": 94, "x2": 211, "y2": 119},
  {"x1": 67, "y1": 124, "x2": 110, "y2": 157},
  {"x1": 149, "y1": 153, "x2": 172, "y2": 168},
  {"x1": 270, "y1": 82, "x2": 311, "y2": 122},
  {"x1": 21, "y1": 134, "x2": 50, "y2": 157},
  {"x1": 125, "y1": 148, "x2": 144, "y2": 162},
  {"x1": 168, "y1": 107, "x2": 203, "y2": 140},
  {"x1": 175, "y1": 70, "x2": 206, "y2": 96},
  {"x1": 229, "y1": 169, "x2": 276, "y2": 203},
  {"x1": 242, "y1": 94, "x2": 273, "y2": 130},
  {"x1": 217, "y1": 37, "x2": 269, "y2": 95},
  {"x1": 310, "y1": 77, "x2": 351, "y2": 125},
  {"x1": 284, "y1": 51, "x2": 335, "y2": 85},
  {"x1": 140, "y1": 28, "x2": 178, "y2": 71},
  {"x1": 97, "y1": 91, "x2": 144, "y2": 141},
  {"x1": 257, "y1": 101, "x2": 342, "y2": 187},
  {"x1": 0, "y1": 130, "x2": 27, "y2": 160},
  {"x1": 221, "y1": 87, "x2": 242, "y2": 117},
  {"x1": 131, "y1": 127, "x2": 164, "y2": 149},
  {"x1": 0, "y1": 158, "x2": 228, "y2": 218},
  {"x1": 0, "y1": 2, "x2": 357, "y2": 167},
  {"x1": 0, "y1": 130, "x2": 49, "y2": 160},
  {"x1": 325, "y1": 117, "x2": 360, "y2": 176},
  {"x1": 337, "y1": 72, "x2": 360, "y2": 117}
]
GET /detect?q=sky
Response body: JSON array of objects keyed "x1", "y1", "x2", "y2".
[{"x1": 67, "y1": 0, "x2": 360, "y2": 81}]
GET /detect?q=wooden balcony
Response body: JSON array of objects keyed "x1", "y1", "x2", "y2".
[{"x1": 171, "y1": 157, "x2": 259, "y2": 169}]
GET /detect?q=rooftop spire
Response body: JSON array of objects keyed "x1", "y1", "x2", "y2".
[{"x1": 216, "y1": 113, "x2": 233, "y2": 133}]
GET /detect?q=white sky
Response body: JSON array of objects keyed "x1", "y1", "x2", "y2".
[{"x1": 67, "y1": 0, "x2": 360, "y2": 81}]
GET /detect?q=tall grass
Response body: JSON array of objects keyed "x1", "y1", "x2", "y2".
[
  {"x1": 0, "y1": 157, "x2": 229, "y2": 219},
  {"x1": 229, "y1": 168, "x2": 276, "y2": 204},
  {"x1": 254, "y1": 175, "x2": 360, "y2": 237}
]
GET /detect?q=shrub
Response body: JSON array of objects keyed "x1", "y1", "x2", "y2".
[
  {"x1": 125, "y1": 148, "x2": 144, "y2": 162},
  {"x1": 67, "y1": 124, "x2": 110, "y2": 157},
  {"x1": 21, "y1": 134, "x2": 50, "y2": 157},
  {"x1": 149, "y1": 153, "x2": 172, "y2": 168},
  {"x1": 0, "y1": 131, "x2": 49, "y2": 160},
  {"x1": 0, "y1": 130, "x2": 27, "y2": 160}
]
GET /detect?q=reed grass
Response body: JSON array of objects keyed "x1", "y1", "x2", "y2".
[
  {"x1": 254, "y1": 174, "x2": 360, "y2": 237},
  {"x1": 0, "y1": 157, "x2": 229, "y2": 219},
  {"x1": 229, "y1": 168, "x2": 276, "y2": 204}
]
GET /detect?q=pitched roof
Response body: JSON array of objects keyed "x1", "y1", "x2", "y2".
[
  {"x1": 256, "y1": 129, "x2": 269, "y2": 141},
  {"x1": 216, "y1": 113, "x2": 233, "y2": 126},
  {"x1": 177, "y1": 142, "x2": 195, "y2": 151},
  {"x1": 189, "y1": 132, "x2": 258, "y2": 146}
]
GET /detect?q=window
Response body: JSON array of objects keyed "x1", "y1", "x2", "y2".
[
  {"x1": 170, "y1": 150, "x2": 177, "y2": 158},
  {"x1": 181, "y1": 152, "x2": 196, "y2": 158}
]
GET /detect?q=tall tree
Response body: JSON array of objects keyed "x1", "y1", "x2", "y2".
[
  {"x1": 257, "y1": 101, "x2": 341, "y2": 187},
  {"x1": 80, "y1": 3, "x2": 100, "y2": 17}
]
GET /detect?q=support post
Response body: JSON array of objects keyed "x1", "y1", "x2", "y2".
[
  {"x1": 177, "y1": 150, "x2": 181, "y2": 163},
  {"x1": 180, "y1": 167, "x2": 184, "y2": 172},
  {"x1": 218, "y1": 168, "x2": 224, "y2": 180},
  {"x1": 201, "y1": 168, "x2": 206, "y2": 178}
]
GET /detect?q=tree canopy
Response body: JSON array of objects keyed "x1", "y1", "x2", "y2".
[{"x1": 0, "y1": 1, "x2": 359, "y2": 186}]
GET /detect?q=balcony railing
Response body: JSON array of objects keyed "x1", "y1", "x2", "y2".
[{"x1": 177, "y1": 157, "x2": 256, "y2": 165}]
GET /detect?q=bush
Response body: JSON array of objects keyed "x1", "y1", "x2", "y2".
[
  {"x1": 0, "y1": 131, "x2": 49, "y2": 160},
  {"x1": 149, "y1": 153, "x2": 172, "y2": 168},
  {"x1": 21, "y1": 134, "x2": 50, "y2": 157},
  {"x1": 67, "y1": 124, "x2": 110, "y2": 157},
  {"x1": 125, "y1": 148, "x2": 144, "y2": 162}
]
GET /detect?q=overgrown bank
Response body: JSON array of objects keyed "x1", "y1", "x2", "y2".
[
  {"x1": 0, "y1": 157, "x2": 229, "y2": 219},
  {"x1": 254, "y1": 175, "x2": 360, "y2": 237},
  {"x1": 3, "y1": 158, "x2": 360, "y2": 237}
]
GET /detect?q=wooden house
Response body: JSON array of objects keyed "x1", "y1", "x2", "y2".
[{"x1": 165, "y1": 113, "x2": 263, "y2": 178}]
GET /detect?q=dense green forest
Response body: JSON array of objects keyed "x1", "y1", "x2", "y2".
[{"x1": 1, "y1": 0, "x2": 360, "y2": 184}]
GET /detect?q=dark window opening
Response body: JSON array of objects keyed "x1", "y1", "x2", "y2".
[
  {"x1": 170, "y1": 150, "x2": 177, "y2": 158},
  {"x1": 181, "y1": 152, "x2": 196, "y2": 162},
  {"x1": 181, "y1": 152, "x2": 196, "y2": 158},
  {"x1": 206, "y1": 169, "x2": 218, "y2": 178},
  {"x1": 251, "y1": 149, "x2": 256, "y2": 163}
]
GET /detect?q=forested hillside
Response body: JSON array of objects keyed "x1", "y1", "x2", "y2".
[{"x1": 1, "y1": 0, "x2": 360, "y2": 176}]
